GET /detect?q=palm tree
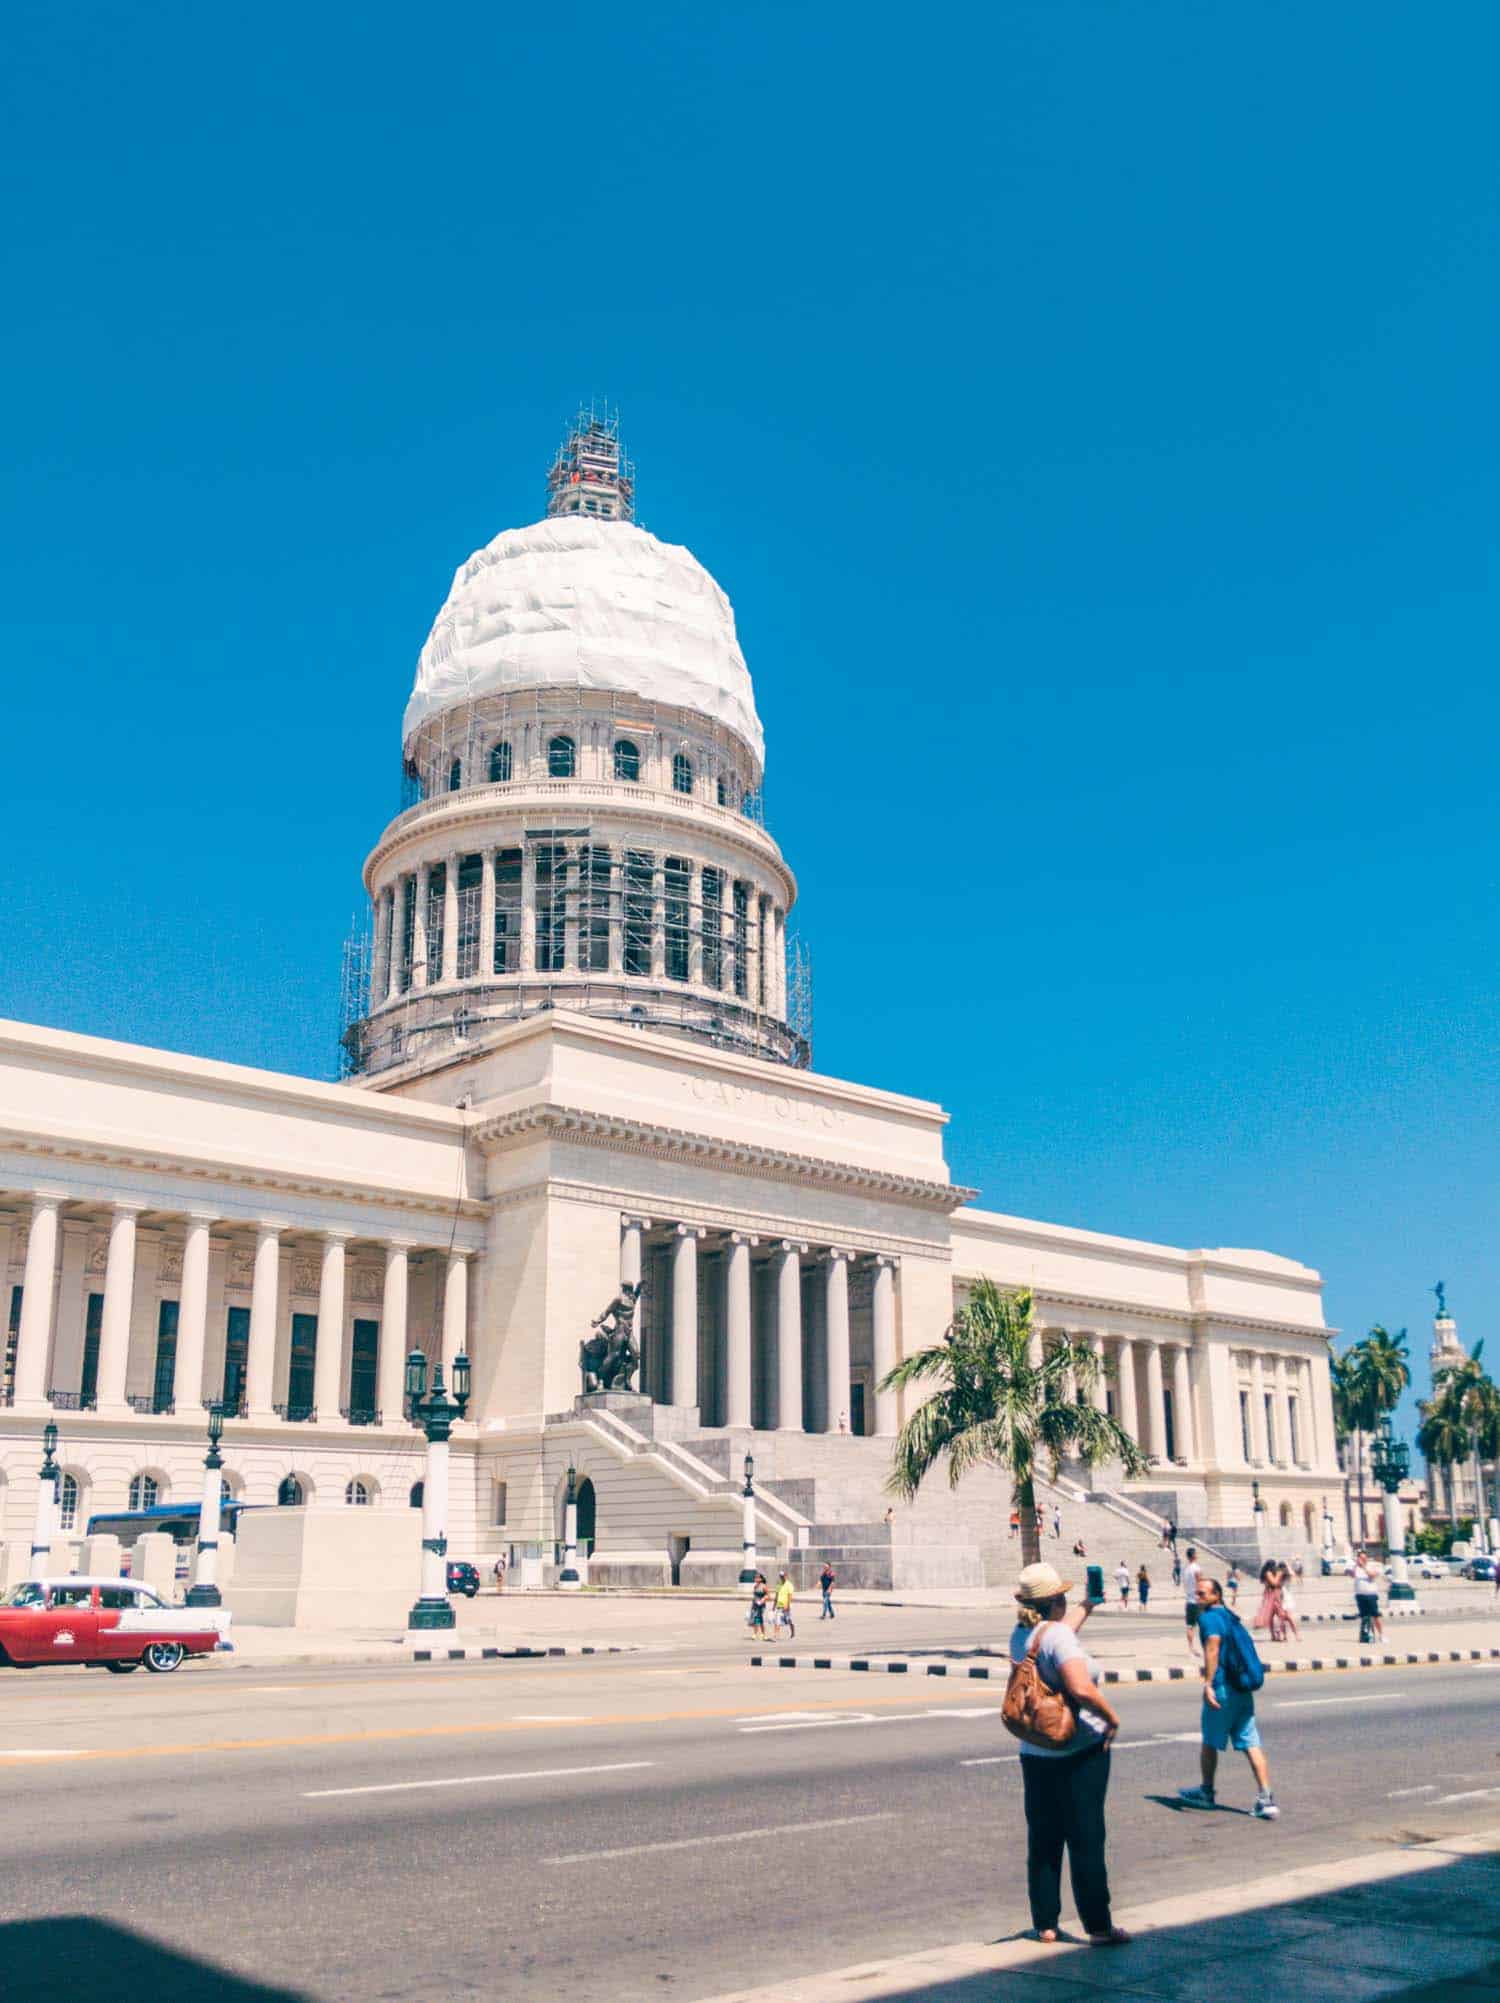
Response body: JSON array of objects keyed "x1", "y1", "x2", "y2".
[
  {"x1": 1429, "y1": 1343, "x2": 1500, "y2": 1549},
  {"x1": 879, "y1": 1280, "x2": 1149, "y2": 1567},
  {"x1": 1417, "y1": 1396, "x2": 1467, "y2": 1528},
  {"x1": 1335, "y1": 1327, "x2": 1410, "y2": 1548},
  {"x1": 1330, "y1": 1352, "x2": 1359, "y2": 1542}
]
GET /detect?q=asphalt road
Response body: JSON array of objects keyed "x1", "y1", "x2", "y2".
[{"x1": 2, "y1": 1652, "x2": 1498, "y2": 2002}]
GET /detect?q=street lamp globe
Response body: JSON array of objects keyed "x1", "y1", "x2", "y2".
[
  {"x1": 452, "y1": 1351, "x2": 472, "y2": 1412},
  {"x1": 405, "y1": 1349, "x2": 428, "y2": 1403}
]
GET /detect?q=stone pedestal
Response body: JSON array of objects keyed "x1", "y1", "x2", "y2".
[
  {"x1": 574, "y1": 1391, "x2": 654, "y2": 1424},
  {"x1": 80, "y1": 1533, "x2": 124, "y2": 1578},
  {"x1": 132, "y1": 1532, "x2": 178, "y2": 1599},
  {"x1": 226, "y1": 1508, "x2": 422, "y2": 1627}
]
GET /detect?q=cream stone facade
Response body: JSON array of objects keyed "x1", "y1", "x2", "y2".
[{"x1": 0, "y1": 415, "x2": 1340, "y2": 1586}]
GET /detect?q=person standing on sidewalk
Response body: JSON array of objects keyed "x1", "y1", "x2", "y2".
[
  {"x1": 1115, "y1": 1560, "x2": 1131, "y2": 1609},
  {"x1": 773, "y1": 1569, "x2": 796, "y2": 1640},
  {"x1": 1136, "y1": 1564, "x2": 1151, "y2": 1610},
  {"x1": 1010, "y1": 1507, "x2": 1021, "y2": 1539},
  {"x1": 1052, "y1": 1506, "x2": 1062, "y2": 1540},
  {"x1": 1225, "y1": 1562, "x2": 1240, "y2": 1608},
  {"x1": 1179, "y1": 1575, "x2": 1279, "y2": 1819},
  {"x1": 1007, "y1": 1561, "x2": 1129, "y2": 1948},
  {"x1": 1353, "y1": 1551, "x2": 1384, "y2": 1643},
  {"x1": 819, "y1": 1562, "x2": 837, "y2": 1620},
  {"x1": 1181, "y1": 1547, "x2": 1203, "y2": 1659}
]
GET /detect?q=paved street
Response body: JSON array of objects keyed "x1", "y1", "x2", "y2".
[{"x1": 2, "y1": 1647, "x2": 1499, "y2": 2000}]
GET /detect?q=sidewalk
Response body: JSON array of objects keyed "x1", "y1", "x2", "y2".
[{"x1": 696, "y1": 1827, "x2": 1500, "y2": 2002}]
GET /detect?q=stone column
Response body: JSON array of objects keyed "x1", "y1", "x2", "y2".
[
  {"x1": 1089, "y1": 1332, "x2": 1108, "y2": 1413},
  {"x1": 1114, "y1": 1336, "x2": 1139, "y2": 1446},
  {"x1": 1250, "y1": 1352, "x2": 1269, "y2": 1462},
  {"x1": 1300, "y1": 1356, "x2": 1319, "y2": 1465},
  {"x1": 747, "y1": 895, "x2": 763, "y2": 1011},
  {"x1": 651, "y1": 860, "x2": 667, "y2": 980},
  {"x1": 607, "y1": 845, "x2": 625, "y2": 974},
  {"x1": 313, "y1": 1230, "x2": 350, "y2": 1421},
  {"x1": 520, "y1": 845, "x2": 538, "y2": 973},
  {"x1": 872, "y1": 1255, "x2": 899, "y2": 1437},
  {"x1": 412, "y1": 862, "x2": 430, "y2": 988},
  {"x1": 377, "y1": 1240, "x2": 412, "y2": 1424},
  {"x1": 687, "y1": 867, "x2": 704, "y2": 985},
  {"x1": 620, "y1": 1215, "x2": 650, "y2": 1292},
  {"x1": 721, "y1": 889, "x2": 737, "y2": 998},
  {"x1": 51, "y1": 1217, "x2": 89, "y2": 1400},
  {"x1": 775, "y1": 1241, "x2": 807, "y2": 1431},
  {"x1": 94, "y1": 1200, "x2": 143, "y2": 1414},
  {"x1": 823, "y1": 1250, "x2": 852, "y2": 1434},
  {"x1": 562, "y1": 849, "x2": 580, "y2": 972},
  {"x1": 13, "y1": 1192, "x2": 64, "y2": 1410},
  {"x1": 670, "y1": 1225, "x2": 705, "y2": 1408},
  {"x1": 1171, "y1": 1343, "x2": 1196, "y2": 1463},
  {"x1": 724, "y1": 1232, "x2": 755, "y2": 1428},
  {"x1": 774, "y1": 910, "x2": 788, "y2": 1016},
  {"x1": 174, "y1": 1211, "x2": 216, "y2": 1419},
  {"x1": 386, "y1": 885, "x2": 403, "y2": 1002},
  {"x1": 442, "y1": 1249, "x2": 470, "y2": 1371},
  {"x1": 1274, "y1": 1355, "x2": 1294, "y2": 1466},
  {"x1": 1142, "y1": 1339, "x2": 1166, "y2": 1460},
  {"x1": 441, "y1": 859, "x2": 460, "y2": 983},
  {"x1": 479, "y1": 848, "x2": 497, "y2": 978},
  {"x1": 245, "y1": 1223, "x2": 282, "y2": 1419}
]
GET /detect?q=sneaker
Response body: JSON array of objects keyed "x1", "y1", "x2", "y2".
[
  {"x1": 1253, "y1": 1792, "x2": 1280, "y2": 1820},
  {"x1": 1177, "y1": 1784, "x2": 1216, "y2": 1809}
]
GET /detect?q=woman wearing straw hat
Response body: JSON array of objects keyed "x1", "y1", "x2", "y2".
[{"x1": 1008, "y1": 1560, "x2": 1129, "y2": 1947}]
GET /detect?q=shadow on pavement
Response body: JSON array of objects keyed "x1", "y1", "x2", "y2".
[{"x1": 0, "y1": 1916, "x2": 314, "y2": 2003}]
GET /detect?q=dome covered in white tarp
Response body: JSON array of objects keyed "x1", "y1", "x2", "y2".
[{"x1": 403, "y1": 516, "x2": 764, "y2": 766}]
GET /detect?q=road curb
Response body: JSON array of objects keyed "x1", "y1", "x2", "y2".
[
  {"x1": 406, "y1": 1642, "x2": 631, "y2": 1664},
  {"x1": 750, "y1": 1645, "x2": 1500, "y2": 1681}
]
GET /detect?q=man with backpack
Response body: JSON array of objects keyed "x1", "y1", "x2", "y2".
[{"x1": 1178, "y1": 1575, "x2": 1279, "y2": 1820}]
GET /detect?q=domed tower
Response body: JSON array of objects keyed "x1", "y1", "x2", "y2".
[{"x1": 345, "y1": 410, "x2": 806, "y2": 1084}]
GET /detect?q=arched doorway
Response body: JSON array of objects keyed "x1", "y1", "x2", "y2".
[{"x1": 575, "y1": 1477, "x2": 596, "y2": 1557}]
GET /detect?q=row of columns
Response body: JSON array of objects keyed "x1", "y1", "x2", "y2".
[
  {"x1": 1243, "y1": 1349, "x2": 1319, "y2": 1468},
  {"x1": 623, "y1": 1217, "x2": 899, "y2": 1436},
  {"x1": 1, "y1": 1192, "x2": 472, "y2": 1427},
  {"x1": 1063, "y1": 1329, "x2": 1319, "y2": 1470},
  {"x1": 372, "y1": 845, "x2": 789, "y2": 1019}
]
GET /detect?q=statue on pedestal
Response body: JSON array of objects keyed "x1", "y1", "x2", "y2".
[{"x1": 580, "y1": 1282, "x2": 642, "y2": 1393}]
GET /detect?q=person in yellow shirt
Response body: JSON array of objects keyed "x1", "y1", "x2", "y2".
[{"x1": 772, "y1": 1570, "x2": 796, "y2": 1641}]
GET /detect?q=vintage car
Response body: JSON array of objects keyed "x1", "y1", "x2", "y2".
[{"x1": 0, "y1": 1576, "x2": 231, "y2": 1672}]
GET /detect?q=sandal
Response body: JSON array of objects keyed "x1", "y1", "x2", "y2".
[{"x1": 1088, "y1": 1928, "x2": 1131, "y2": 1947}]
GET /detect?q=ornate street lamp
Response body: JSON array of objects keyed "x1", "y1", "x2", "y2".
[
  {"x1": 405, "y1": 1349, "x2": 471, "y2": 1631},
  {"x1": 739, "y1": 1452, "x2": 757, "y2": 1586},
  {"x1": 186, "y1": 1404, "x2": 226, "y2": 1608},
  {"x1": 29, "y1": 1422, "x2": 60, "y2": 1581},
  {"x1": 1370, "y1": 1415, "x2": 1415, "y2": 1599},
  {"x1": 559, "y1": 1463, "x2": 582, "y2": 1590}
]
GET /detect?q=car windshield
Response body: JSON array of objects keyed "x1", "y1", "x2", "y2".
[{"x1": 3, "y1": 1583, "x2": 45, "y2": 1607}]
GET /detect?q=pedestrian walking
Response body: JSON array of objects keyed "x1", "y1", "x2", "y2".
[
  {"x1": 1165, "y1": 1520, "x2": 1178, "y2": 1553},
  {"x1": 1114, "y1": 1560, "x2": 1131, "y2": 1608},
  {"x1": 1005, "y1": 1561, "x2": 1129, "y2": 1947},
  {"x1": 492, "y1": 1553, "x2": 507, "y2": 1593},
  {"x1": 1034, "y1": 1507, "x2": 1045, "y2": 1541},
  {"x1": 1353, "y1": 1551, "x2": 1383, "y2": 1643},
  {"x1": 1178, "y1": 1575, "x2": 1278, "y2": 1819},
  {"x1": 1052, "y1": 1507, "x2": 1062, "y2": 1540},
  {"x1": 1010, "y1": 1507, "x2": 1021, "y2": 1540},
  {"x1": 748, "y1": 1571, "x2": 769, "y2": 1637},
  {"x1": 1181, "y1": 1546, "x2": 1202, "y2": 1659},
  {"x1": 1278, "y1": 1568, "x2": 1300, "y2": 1640},
  {"x1": 1225, "y1": 1562, "x2": 1239, "y2": 1609},
  {"x1": 1171, "y1": 1549, "x2": 1182, "y2": 1587},
  {"x1": 1252, "y1": 1560, "x2": 1287, "y2": 1642},
  {"x1": 1136, "y1": 1564, "x2": 1150, "y2": 1610},
  {"x1": 819, "y1": 1562, "x2": 837, "y2": 1620},
  {"x1": 773, "y1": 1569, "x2": 796, "y2": 1641}
]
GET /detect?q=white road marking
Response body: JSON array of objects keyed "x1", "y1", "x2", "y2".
[
  {"x1": 738, "y1": 1705, "x2": 1001, "y2": 1736},
  {"x1": 962, "y1": 1730, "x2": 1198, "y2": 1769},
  {"x1": 547, "y1": 1811, "x2": 894, "y2": 1864},
  {"x1": 1273, "y1": 1694, "x2": 1405, "y2": 1710},
  {"x1": 511, "y1": 1714, "x2": 589, "y2": 1721},
  {"x1": 961, "y1": 1755, "x2": 1018, "y2": 1766},
  {"x1": 0, "y1": 1749, "x2": 82, "y2": 1759},
  {"x1": 1428, "y1": 1786, "x2": 1500, "y2": 1807},
  {"x1": 304, "y1": 1760, "x2": 654, "y2": 1800},
  {"x1": 1387, "y1": 1785, "x2": 1438, "y2": 1798}
]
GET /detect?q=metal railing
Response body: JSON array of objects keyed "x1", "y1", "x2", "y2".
[
  {"x1": 48, "y1": 1390, "x2": 98, "y2": 1411},
  {"x1": 341, "y1": 1406, "x2": 383, "y2": 1427},
  {"x1": 273, "y1": 1402, "x2": 317, "y2": 1424},
  {"x1": 127, "y1": 1393, "x2": 175, "y2": 1415}
]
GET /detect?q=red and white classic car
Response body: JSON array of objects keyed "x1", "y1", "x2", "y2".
[{"x1": 0, "y1": 1576, "x2": 231, "y2": 1673}]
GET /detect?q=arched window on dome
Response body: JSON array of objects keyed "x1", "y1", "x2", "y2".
[
  {"x1": 672, "y1": 752, "x2": 693, "y2": 795},
  {"x1": 548, "y1": 735, "x2": 576, "y2": 779},
  {"x1": 716, "y1": 774, "x2": 729, "y2": 807},
  {"x1": 613, "y1": 739, "x2": 640, "y2": 783},
  {"x1": 345, "y1": 1478, "x2": 370, "y2": 1507},
  {"x1": 448, "y1": 758, "x2": 462, "y2": 793},
  {"x1": 488, "y1": 740, "x2": 512, "y2": 784},
  {"x1": 277, "y1": 1476, "x2": 304, "y2": 1508}
]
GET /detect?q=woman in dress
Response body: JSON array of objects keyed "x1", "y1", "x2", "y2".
[
  {"x1": 1252, "y1": 1559, "x2": 1287, "y2": 1641},
  {"x1": 1008, "y1": 1561, "x2": 1129, "y2": 1948}
]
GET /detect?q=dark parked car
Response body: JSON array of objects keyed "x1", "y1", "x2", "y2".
[
  {"x1": 1460, "y1": 1555, "x2": 1496, "y2": 1582},
  {"x1": 446, "y1": 1561, "x2": 481, "y2": 1598}
]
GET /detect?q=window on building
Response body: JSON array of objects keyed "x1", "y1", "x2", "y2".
[
  {"x1": 717, "y1": 774, "x2": 729, "y2": 806},
  {"x1": 1264, "y1": 1392, "x2": 1277, "y2": 1462},
  {"x1": 349, "y1": 1319, "x2": 378, "y2": 1420},
  {"x1": 425, "y1": 865, "x2": 445, "y2": 983},
  {"x1": 223, "y1": 1305, "x2": 250, "y2": 1413},
  {"x1": 82, "y1": 1291, "x2": 103, "y2": 1404},
  {"x1": 58, "y1": 1472, "x2": 79, "y2": 1531},
  {"x1": 456, "y1": 853, "x2": 482, "y2": 980},
  {"x1": 534, "y1": 844, "x2": 565, "y2": 973},
  {"x1": 581, "y1": 845, "x2": 612, "y2": 972},
  {"x1": 152, "y1": 1299, "x2": 178, "y2": 1413},
  {"x1": 701, "y1": 867, "x2": 723, "y2": 989},
  {"x1": 494, "y1": 847, "x2": 522, "y2": 973},
  {"x1": 488, "y1": 739, "x2": 512, "y2": 784},
  {"x1": 1278, "y1": 1501, "x2": 1292, "y2": 1528},
  {"x1": 129, "y1": 1473, "x2": 159, "y2": 1510},
  {"x1": 448, "y1": 758, "x2": 462, "y2": 793},
  {"x1": 613, "y1": 739, "x2": 640, "y2": 782},
  {"x1": 548, "y1": 734, "x2": 576, "y2": 778},
  {"x1": 492, "y1": 1480, "x2": 508, "y2": 1526},
  {"x1": 278, "y1": 1476, "x2": 304, "y2": 1507},
  {"x1": 287, "y1": 1313, "x2": 317, "y2": 1419},
  {"x1": 345, "y1": 1479, "x2": 370, "y2": 1506},
  {"x1": 4, "y1": 1283, "x2": 21, "y2": 1400},
  {"x1": 1163, "y1": 1386, "x2": 1177, "y2": 1461},
  {"x1": 1239, "y1": 1390, "x2": 1252, "y2": 1461},
  {"x1": 398, "y1": 876, "x2": 416, "y2": 993},
  {"x1": 409, "y1": 1480, "x2": 424, "y2": 1509},
  {"x1": 732, "y1": 879, "x2": 749, "y2": 998},
  {"x1": 1288, "y1": 1399, "x2": 1301, "y2": 1465},
  {"x1": 672, "y1": 752, "x2": 693, "y2": 794},
  {"x1": 664, "y1": 857, "x2": 691, "y2": 982},
  {"x1": 624, "y1": 850, "x2": 654, "y2": 976}
]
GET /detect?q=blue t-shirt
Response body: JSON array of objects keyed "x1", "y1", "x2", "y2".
[{"x1": 1197, "y1": 1603, "x2": 1233, "y2": 1698}]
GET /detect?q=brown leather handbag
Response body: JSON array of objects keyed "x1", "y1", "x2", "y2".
[{"x1": 1002, "y1": 1623, "x2": 1078, "y2": 1749}]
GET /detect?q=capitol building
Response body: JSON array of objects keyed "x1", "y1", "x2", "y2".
[{"x1": 0, "y1": 414, "x2": 1340, "y2": 1586}]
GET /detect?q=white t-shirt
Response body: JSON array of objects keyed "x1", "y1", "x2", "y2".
[
  {"x1": 1353, "y1": 1565, "x2": 1381, "y2": 1599},
  {"x1": 1114, "y1": 1564, "x2": 1130, "y2": 1591},
  {"x1": 1182, "y1": 1561, "x2": 1201, "y2": 1605},
  {"x1": 1008, "y1": 1621, "x2": 1110, "y2": 1760}
]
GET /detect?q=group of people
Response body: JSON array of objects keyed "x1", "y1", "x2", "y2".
[
  {"x1": 1008, "y1": 1556, "x2": 1278, "y2": 1950},
  {"x1": 745, "y1": 1570, "x2": 799, "y2": 1639},
  {"x1": 1009, "y1": 1504, "x2": 1064, "y2": 1541}
]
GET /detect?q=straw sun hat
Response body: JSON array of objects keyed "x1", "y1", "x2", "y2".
[{"x1": 1015, "y1": 1561, "x2": 1074, "y2": 1603}]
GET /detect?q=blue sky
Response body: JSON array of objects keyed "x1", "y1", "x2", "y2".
[{"x1": 4, "y1": 4, "x2": 1497, "y2": 1439}]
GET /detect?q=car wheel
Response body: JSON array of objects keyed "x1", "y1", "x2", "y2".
[
  {"x1": 104, "y1": 1661, "x2": 139, "y2": 1674},
  {"x1": 143, "y1": 1642, "x2": 185, "y2": 1674}
]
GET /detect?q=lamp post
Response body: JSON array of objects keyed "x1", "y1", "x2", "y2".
[
  {"x1": 1370, "y1": 1415, "x2": 1415, "y2": 1599},
  {"x1": 29, "y1": 1422, "x2": 60, "y2": 1580},
  {"x1": 559, "y1": 1464, "x2": 582, "y2": 1590},
  {"x1": 739, "y1": 1452, "x2": 757, "y2": 1586},
  {"x1": 186, "y1": 1404, "x2": 225, "y2": 1608},
  {"x1": 1321, "y1": 1494, "x2": 1336, "y2": 1567},
  {"x1": 405, "y1": 1348, "x2": 470, "y2": 1630}
]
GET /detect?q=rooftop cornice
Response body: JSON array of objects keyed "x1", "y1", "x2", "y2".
[
  {"x1": 474, "y1": 1100, "x2": 975, "y2": 1211},
  {"x1": 1029, "y1": 1282, "x2": 1333, "y2": 1342}
]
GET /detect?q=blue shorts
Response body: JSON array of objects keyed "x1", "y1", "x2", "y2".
[{"x1": 1202, "y1": 1688, "x2": 1260, "y2": 1753}]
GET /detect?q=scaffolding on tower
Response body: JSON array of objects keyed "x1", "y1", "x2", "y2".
[{"x1": 545, "y1": 403, "x2": 636, "y2": 523}]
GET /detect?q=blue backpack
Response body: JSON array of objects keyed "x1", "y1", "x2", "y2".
[{"x1": 1219, "y1": 1609, "x2": 1265, "y2": 1693}]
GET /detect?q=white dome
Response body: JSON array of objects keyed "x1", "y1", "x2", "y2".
[{"x1": 403, "y1": 516, "x2": 764, "y2": 766}]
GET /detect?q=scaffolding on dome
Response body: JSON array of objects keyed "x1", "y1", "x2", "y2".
[
  {"x1": 337, "y1": 924, "x2": 372, "y2": 1080},
  {"x1": 545, "y1": 403, "x2": 635, "y2": 523}
]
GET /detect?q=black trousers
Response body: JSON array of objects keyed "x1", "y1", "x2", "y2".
[{"x1": 1019, "y1": 1744, "x2": 1112, "y2": 1935}]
